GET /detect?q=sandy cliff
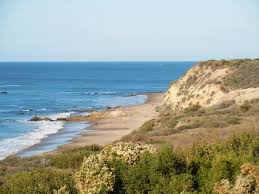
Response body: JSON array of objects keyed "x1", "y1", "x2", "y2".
[{"x1": 162, "y1": 59, "x2": 259, "y2": 112}]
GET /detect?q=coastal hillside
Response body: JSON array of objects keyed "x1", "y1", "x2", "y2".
[
  {"x1": 124, "y1": 59, "x2": 259, "y2": 147},
  {"x1": 162, "y1": 59, "x2": 259, "y2": 112}
]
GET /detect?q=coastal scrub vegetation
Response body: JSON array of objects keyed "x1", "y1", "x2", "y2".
[
  {"x1": 123, "y1": 98, "x2": 259, "y2": 146},
  {"x1": 0, "y1": 133, "x2": 258, "y2": 193}
]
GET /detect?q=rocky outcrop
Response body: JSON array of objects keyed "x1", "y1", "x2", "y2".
[
  {"x1": 57, "y1": 108, "x2": 127, "y2": 122},
  {"x1": 162, "y1": 59, "x2": 259, "y2": 112},
  {"x1": 29, "y1": 116, "x2": 53, "y2": 121}
]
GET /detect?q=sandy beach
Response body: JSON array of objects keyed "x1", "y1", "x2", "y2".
[{"x1": 58, "y1": 93, "x2": 163, "y2": 151}]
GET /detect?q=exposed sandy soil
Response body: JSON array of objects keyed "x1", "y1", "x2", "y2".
[
  {"x1": 218, "y1": 87, "x2": 259, "y2": 105},
  {"x1": 57, "y1": 93, "x2": 163, "y2": 151}
]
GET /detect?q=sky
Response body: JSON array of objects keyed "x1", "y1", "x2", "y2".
[{"x1": 0, "y1": 0, "x2": 258, "y2": 62}]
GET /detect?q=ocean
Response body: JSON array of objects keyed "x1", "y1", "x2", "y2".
[{"x1": 0, "y1": 62, "x2": 194, "y2": 159}]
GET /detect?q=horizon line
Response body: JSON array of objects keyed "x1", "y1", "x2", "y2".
[
  {"x1": 0, "y1": 60, "x2": 199, "y2": 63},
  {"x1": 0, "y1": 57, "x2": 257, "y2": 63}
]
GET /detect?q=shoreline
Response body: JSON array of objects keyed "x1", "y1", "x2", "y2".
[
  {"x1": 16, "y1": 121, "x2": 89, "y2": 158},
  {"x1": 56, "y1": 92, "x2": 163, "y2": 152},
  {"x1": 14, "y1": 92, "x2": 163, "y2": 158}
]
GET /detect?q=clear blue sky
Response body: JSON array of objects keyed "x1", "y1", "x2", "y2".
[{"x1": 0, "y1": 0, "x2": 258, "y2": 61}]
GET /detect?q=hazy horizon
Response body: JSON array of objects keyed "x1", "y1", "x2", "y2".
[{"x1": 1, "y1": 0, "x2": 259, "y2": 62}]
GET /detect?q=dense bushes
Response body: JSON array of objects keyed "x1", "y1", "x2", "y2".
[
  {"x1": 122, "y1": 145, "x2": 190, "y2": 193},
  {"x1": 119, "y1": 134, "x2": 258, "y2": 193},
  {"x1": 0, "y1": 168, "x2": 76, "y2": 194},
  {"x1": 50, "y1": 145, "x2": 102, "y2": 169},
  {"x1": 75, "y1": 134, "x2": 259, "y2": 193},
  {"x1": 0, "y1": 145, "x2": 102, "y2": 194},
  {"x1": 75, "y1": 142, "x2": 156, "y2": 193},
  {"x1": 214, "y1": 163, "x2": 259, "y2": 193},
  {"x1": 0, "y1": 134, "x2": 258, "y2": 193},
  {"x1": 186, "y1": 133, "x2": 259, "y2": 193}
]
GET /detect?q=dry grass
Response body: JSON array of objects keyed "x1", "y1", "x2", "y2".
[
  {"x1": 223, "y1": 60, "x2": 259, "y2": 89},
  {"x1": 122, "y1": 98, "x2": 259, "y2": 150}
]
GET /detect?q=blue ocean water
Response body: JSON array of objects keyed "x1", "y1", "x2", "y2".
[{"x1": 0, "y1": 62, "x2": 194, "y2": 159}]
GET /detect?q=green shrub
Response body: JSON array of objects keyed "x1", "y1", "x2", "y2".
[
  {"x1": 187, "y1": 133, "x2": 259, "y2": 192},
  {"x1": 0, "y1": 168, "x2": 76, "y2": 194},
  {"x1": 124, "y1": 153, "x2": 158, "y2": 193},
  {"x1": 156, "y1": 145, "x2": 187, "y2": 176},
  {"x1": 167, "y1": 173, "x2": 195, "y2": 193},
  {"x1": 49, "y1": 145, "x2": 101, "y2": 169},
  {"x1": 124, "y1": 145, "x2": 188, "y2": 193}
]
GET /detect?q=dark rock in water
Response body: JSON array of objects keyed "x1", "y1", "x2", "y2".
[
  {"x1": 0, "y1": 91, "x2": 8, "y2": 94},
  {"x1": 127, "y1": 92, "x2": 137, "y2": 97},
  {"x1": 106, "y1": 105, "x2": 122, "y2": 110},
  {"x1": 29, "y1": 116, "x2": 53, "y2": 122},
  {"x1": 56, "y1": 118, "x2": 67, "y2": 121}
]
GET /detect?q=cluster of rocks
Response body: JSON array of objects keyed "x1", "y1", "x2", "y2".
[
  {"x1": 29, "y1": 116, "x2": 53, "y2": 121},
  {"x1": 29, "y1": 106, "x2": 125, "y2": 122}
]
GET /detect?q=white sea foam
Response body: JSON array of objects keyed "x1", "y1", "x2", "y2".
[
  {"x1": 0, "y1": 112, "x2": 73, "y2": 160},
  {"x1": 22, "y1": 109, "x2": 33, "y2": 112},
  {"x1": 48, "y1": 112, "x2": 73, "y2": 120},
  {"x1": 37, "y1": 108, "x2": 47, "y2": 111}
]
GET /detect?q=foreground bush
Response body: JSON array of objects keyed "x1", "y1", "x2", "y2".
[
  {"x1": 121, "y1": 134, "x2": 259, "y2": 193},
  {"x1": 187, "y1": 133, "x2": 259, "y2": 193},
  {"x1": 123, "y1": 145, "x2": 190, "y2": 193},
  {"x1": 75, "y1": 142, "x2": 156, "y2": 194},
  {"x1": 0, "y1": 133, "x2": 258, "y2": 193},
  {"x1": 0, "y1": 168, "x2": 76, "y2": 194},
  {"x1": 214, "y1": 163, "x2": 259, "y2": 194},
  {"x1": 75, "y1": 154, "x2": 114, "y2": 194}
]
